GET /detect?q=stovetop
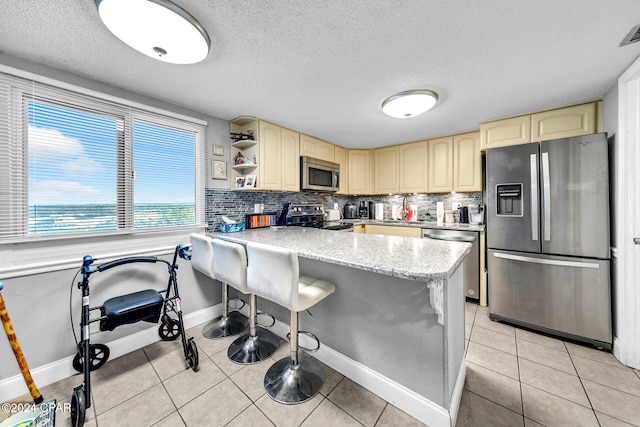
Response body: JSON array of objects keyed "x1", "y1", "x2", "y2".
[{"x1": 284, "y1": 204, "x2": 353, "y2": 230}]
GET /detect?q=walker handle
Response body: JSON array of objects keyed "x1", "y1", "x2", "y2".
[{"x1": 97, "y1": 256, "x2": 158, "y2": 272}]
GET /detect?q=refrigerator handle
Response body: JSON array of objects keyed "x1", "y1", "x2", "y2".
[
  {"x1": 493, "y1": 252, "x2": 600, "y2": 269},
  {"x1": 530, "y1": 154, "x2": 538, "y2": 241},
  {"x1": 541, "y1": 152, "x2": 551, "y2": 241}
]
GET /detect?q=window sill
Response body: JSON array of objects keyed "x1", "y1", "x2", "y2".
[{"x1": 0, "y1": 226, "x2": 206, "y2": 279}]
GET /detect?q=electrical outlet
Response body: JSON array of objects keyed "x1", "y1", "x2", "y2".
[{"x1": 451, "y1": 202, "x2": 462, "y2": 211}]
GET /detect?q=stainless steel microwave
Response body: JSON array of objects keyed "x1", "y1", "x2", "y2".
[{"x1": 300, "y1": 156, "x2": 340, "y2": 192}]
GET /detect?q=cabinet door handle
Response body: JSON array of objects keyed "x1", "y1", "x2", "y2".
[{"x1": 634, "y1": 238, "x2": 640, "y2": 245}]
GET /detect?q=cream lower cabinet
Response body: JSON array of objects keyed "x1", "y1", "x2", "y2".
[
  {"x1": 374, "y1": 146, "x2": 399, "y2": 194},
  {"x1": 399, "y1": 140, "x2": 429, "y2": 193},
  {"x1": 428, "y1": 137, "x2": 453, "y2": 193},
  {"x1": 300, "y1": 134, "x2": 334, "y2": 162},
  {"x1": 334, "y1": 145, "x2": 348, "y2": 194},
  {"x1": 348, "y1": 149, "x2": 373, "y2": 194},
  {"x1": 364, "y1": 225, "x2": 422, "y2": 238},
  {"x1": 453, "y1": 132, "x2": 481, "y2": 192}
]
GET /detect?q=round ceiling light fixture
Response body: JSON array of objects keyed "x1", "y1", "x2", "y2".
[
  {"x1": 381, "y1": 89, "x2": 439, "y2": 118},
  {"x1": 95, "y1": 0, "x2": 211, "y2": 65}
]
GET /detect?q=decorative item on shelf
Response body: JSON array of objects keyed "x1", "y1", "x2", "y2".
[
  {"x1": 234, "y1": 177, "x2": 246, "y2": 188},
  {"x1": 245, "y1": 213, "x2": 277, "y2": 229},
  {"x1": 234, "y1": 151, "x2": 245, "y2": 165},
  {"x1": 212, "y1": 144, "x2": 224, "y2": 156},
  {"x1": 244, "y1": 155, "x2": 256, "y2": 165},
  {"x1": 244, "y1": 175, "x2": 256, "y2": 188},
  {"x1": 230, "y1": 130, "x2": 254, "y2": 141},
  {"x1": 212, "y1": 160, "x2": 226, "y2": 179}
]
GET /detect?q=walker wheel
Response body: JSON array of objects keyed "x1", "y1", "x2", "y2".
[
  {"x1": 186, "y1": 338, "x2": 199, "y2": 370},
  {"x1": 72, "y1": 343, "x2": 110, "y2": 373},
  {"x1": 70, "y1": 386, "x2": 86, "y2": 427},
  {"x1": 158, "y1": 318, "x2": 181, "y2": 341}
]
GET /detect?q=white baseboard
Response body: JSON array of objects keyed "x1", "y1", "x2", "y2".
[
  {"x1": 265, "y1": 315, "x2": 462, "y2": 427},
  {"x1": 0, "y1": 304, "x2": 220, "y2": 403}
]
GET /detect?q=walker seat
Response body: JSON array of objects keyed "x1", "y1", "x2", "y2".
[{"x1": 99, "y1": 289, "x2": 164, "y2": 332}]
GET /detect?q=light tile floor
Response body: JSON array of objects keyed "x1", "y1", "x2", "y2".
[{"x1": 3, "y1": 304, "x2": 640, "y2": 426}]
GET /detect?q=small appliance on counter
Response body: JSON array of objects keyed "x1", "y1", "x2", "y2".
[
  {"x1": 325, "y1": 209, "x2": 341, "y2": 221},
  {"x1": 358, "y1": 201, "x2": 368, "y2": 219},
  {"x1": 367, "y1": 201, "x2": 375, "y2": 219},
  {"x1": 459, "y1": 206, "x2": 469, "y2": 223},
  {"x1": 343, "y1": 203, "x2": 358, "y2": 219}
]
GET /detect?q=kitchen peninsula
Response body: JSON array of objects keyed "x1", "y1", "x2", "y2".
[{"x1": 214, "y1": 227, "x2": 470, "y2": 427}]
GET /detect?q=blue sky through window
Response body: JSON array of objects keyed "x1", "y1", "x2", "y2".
[{"x1": 27, "y1": 100, "x2": 196, "y2": 233}]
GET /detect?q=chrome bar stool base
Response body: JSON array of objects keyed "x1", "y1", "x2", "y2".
[
  {"x1": 202, "y1": 312, "x2": 248, "y2": 339},
  {"x1": 228, "y1": 329, "x2": 279, "y2": 364},
  {"x1": 264, "y1": 356, "x2": 324, "y2": 404}
]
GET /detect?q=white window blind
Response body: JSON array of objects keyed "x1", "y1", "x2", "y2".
[{"x1": 0, "y1": 72, "x2": 206, "y2": 242}]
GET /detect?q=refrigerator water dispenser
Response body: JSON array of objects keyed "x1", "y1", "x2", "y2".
[{"x1": 496, "y1": 183, "x2": 523, "y2": 216}]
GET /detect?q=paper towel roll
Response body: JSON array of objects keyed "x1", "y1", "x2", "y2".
[
  {"x1": 436, "y1": 202, "x2": 444, "y2": 223},
  {"x1": 375, "y1": 203, "x2": 384, "y2": 220}
]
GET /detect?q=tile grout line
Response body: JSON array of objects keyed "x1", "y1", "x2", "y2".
[{"x1": 514, "y1": 335, "x2": 526, "y2": 426}]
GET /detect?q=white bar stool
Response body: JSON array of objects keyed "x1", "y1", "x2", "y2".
[
  {"x1": 246, "y1": 241, "x2": 336, "y2": 404},
  {"x1": 213, "y1": 238, "x2": 279, "y2": 364},
  {"x1": 190, "y1": 233, "x2": 248, "y2": 339}
]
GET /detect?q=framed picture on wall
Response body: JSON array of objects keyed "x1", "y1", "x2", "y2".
[
  {"x1": 244, "y1": 175, "x2": 256, "y2": 188},
  {"x1": 213, "y1": 144, "x2": 224, "y2": 156},
  {"x1": 212, "y1": 160, "x2": 226, "y2": 179},
  {"x1": 234, "y1": 177, "x2": 245, "y2": 188}
]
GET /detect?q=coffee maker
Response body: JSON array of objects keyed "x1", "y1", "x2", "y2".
[{"x1": 358, "y1": 201, "x2": 368, "y2": 219}]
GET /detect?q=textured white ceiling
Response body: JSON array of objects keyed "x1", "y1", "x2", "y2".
[{"x1": 1, "y1": 1, "x2": 640, "y2": 148}]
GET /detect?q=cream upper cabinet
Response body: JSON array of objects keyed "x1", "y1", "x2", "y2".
[
  {"x1": 480, "y1": 115, "x2": 531, "y2": 150},
  {"x1": 300, "y1": 134, "x2": 334, "y2": 162},
  {"x1": 531, "y1": 103, "x2": 596, "y2": 142},
  {"x1": 348, "y1": 149, "x2": 372, "y2": 194},
  {"x1": 334, "y1": 145, "x2": 348, "y2": 195},
  {"x1": 374, "y1": 146, "x2": 399, "y2": 194},
  {"x1": 428, "y1": 136, "x2": 453, "y2": 193},
  {"x1": 480, "y1": 101, "x2": 600, "y2": 150},
  {"x1": 399, "y1": 140, "x2": 428, "y2": 193},
  {"x1": 453, "y1": 131, "x2": 481, "y2": 192},
  {"x1": 259, "y1": 121, "x2": 282, "y2": 190},
  {"x1": 281, "y1": 127, "x2": 300, "y2": 192}
]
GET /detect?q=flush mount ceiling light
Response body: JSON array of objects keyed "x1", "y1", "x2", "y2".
[
  {"x1": 95, "y1": 0, "x2": 211, "y2": 64},
  {"x1": 381, "y1": 90, "x2": 439, "y2": 118}
]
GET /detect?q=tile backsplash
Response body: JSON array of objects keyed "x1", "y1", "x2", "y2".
[{"x1": 206, "y1": 190, "x2": 483, "y2": 232}]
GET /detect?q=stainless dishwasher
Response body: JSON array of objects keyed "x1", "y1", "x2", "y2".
[{"x1": 422, "y1": 229, "x2": 479, "y2": 300}]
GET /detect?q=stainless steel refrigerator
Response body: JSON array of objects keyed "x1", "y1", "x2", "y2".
[{"x1": 486, "y1": 133, "x2": 611, "y2": 349}]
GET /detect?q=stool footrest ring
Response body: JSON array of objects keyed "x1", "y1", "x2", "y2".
[
  {"x1": 286, "y1": 330, "x2": 320, "y2": 352},
  {"x1": 227, "y1": 297, "x2": 246, "y2": 312},
  {"x1": 256, "y1": 311, "x2": 276, "y2": 329}
]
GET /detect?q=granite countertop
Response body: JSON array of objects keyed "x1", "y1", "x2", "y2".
[
  {"x1": 212, "y1": 226, "x2": 471, "y2": 282},
  {"x1": 345, "y1": 219, "x2": 485, "y2": 232}
]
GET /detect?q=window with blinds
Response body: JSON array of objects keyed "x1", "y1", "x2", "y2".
[{"x1": 0, "y1": 72, "x2": 206, "y2": 241}]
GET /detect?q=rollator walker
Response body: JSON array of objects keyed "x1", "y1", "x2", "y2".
[{"x1": 70, "y1": 244, "x2": 198, "y2": 427}]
